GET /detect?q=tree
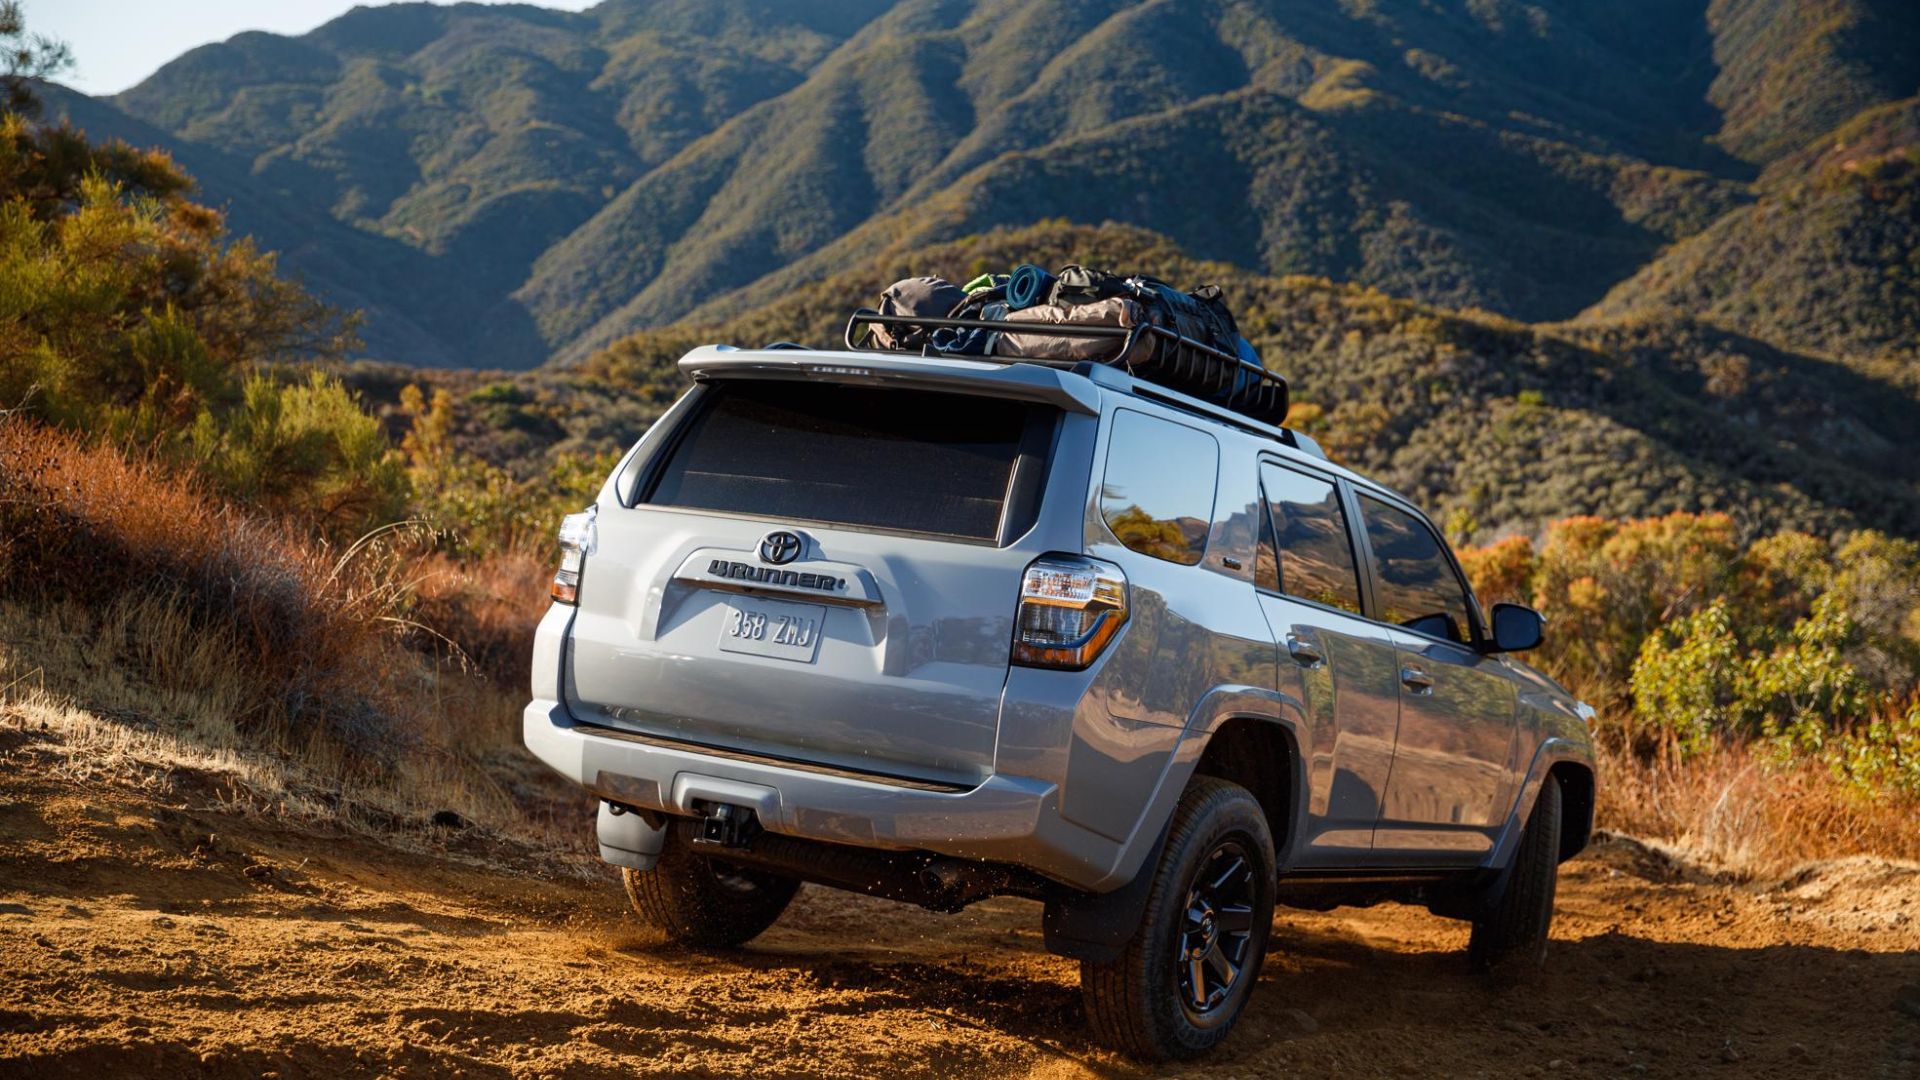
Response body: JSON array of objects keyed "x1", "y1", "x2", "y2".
[{"x1": 0, "y1": 1, "x2": 72, "y2": 116}]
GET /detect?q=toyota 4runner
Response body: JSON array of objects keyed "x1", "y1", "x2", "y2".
[{"x1": 524, "y1": 340, "x2": 1596, "y2": 1060}]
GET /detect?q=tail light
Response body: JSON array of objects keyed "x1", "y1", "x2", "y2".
[
  {"x1": 1012, "y1": 555, "x2": 1128, "y2": 670},
  {"x1": 551, "y1": 507, "x2": 597, "y2": 604}
]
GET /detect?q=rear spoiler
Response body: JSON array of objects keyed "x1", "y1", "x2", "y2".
[{"x1": 678, "y1": 345, "x2": 1102, "y2": 415}]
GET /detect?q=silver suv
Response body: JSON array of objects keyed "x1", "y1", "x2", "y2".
[{"x1": 524, "y1": 342, "x2": 1596, "y2": 1060}]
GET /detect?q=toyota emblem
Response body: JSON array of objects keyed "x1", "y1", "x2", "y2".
[{"x1": 759, "y1": 530, "x2": 804, "y2": 565}]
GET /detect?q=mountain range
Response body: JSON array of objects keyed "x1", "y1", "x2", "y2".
[{"x1": 42, "y1": 0, "x2": 1917, "y2": 373}]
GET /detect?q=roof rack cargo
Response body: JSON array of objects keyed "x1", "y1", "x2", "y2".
[{"x1": 844, "y1": 309, "x2": 1289, "y2": 428}]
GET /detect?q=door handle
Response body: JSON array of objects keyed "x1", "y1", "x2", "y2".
[
  {"x1": 1285, "y1": 634, "x2": 1324, "y2": 668},
  {"x1": 1400, "y1": 665, "x2": 1434, "y2": 694}
]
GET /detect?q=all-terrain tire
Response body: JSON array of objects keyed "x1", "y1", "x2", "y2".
[
  {"x1": 1468, "y1": 774, "x2": 1562, "y2": 975},
  {"x1": 1081, "y1": 776, "x2": 1276, "y2": 1061},
  {"x1": 622, "y1": 829, "x2": 799, "y2": 948}
]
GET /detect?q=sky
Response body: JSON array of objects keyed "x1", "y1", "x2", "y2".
[{"x1": 39, "y1": 0, "x2": 600, "y2": 96}]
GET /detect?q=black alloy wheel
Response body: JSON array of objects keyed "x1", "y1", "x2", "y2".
[{"x1": 1176, "y1": 840, "x2": 1258, "y2": 1019}]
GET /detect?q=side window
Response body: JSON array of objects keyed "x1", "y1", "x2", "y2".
[
  {"x1": 1100, "y1": 410, "x2": 1218, "y2": 565},
  {"x1": 1257, "y1": 463, "x2": 1363, "y2": 615},
  {"x1": 1358, "y1": 495, "x2": 1475, "y2": 645}
]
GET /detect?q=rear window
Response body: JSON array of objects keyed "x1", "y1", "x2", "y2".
[{"x1": 642, "y1": 381, "x2": 1051, "y2": 541}]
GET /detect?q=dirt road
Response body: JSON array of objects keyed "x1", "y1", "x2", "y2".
[{"x1": 3, "y1": 772, "x2": 1917, "y2": 1079}]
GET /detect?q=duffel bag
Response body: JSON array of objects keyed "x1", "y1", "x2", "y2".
[
  {"x1": 870, "y1": 276, "x2": 967, "y2": 350},
  {"x1": 996, "y1": 298, "x2": 1154, "y2": 365}
]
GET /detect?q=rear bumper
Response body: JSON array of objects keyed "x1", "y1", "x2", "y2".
[{"x1": 523, "y1": 699, "x2": 1128, "y2": 891}]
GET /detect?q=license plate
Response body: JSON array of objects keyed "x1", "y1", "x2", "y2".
[{"x1": 717, "y1": 595, "x2": 827, "y2": 664}]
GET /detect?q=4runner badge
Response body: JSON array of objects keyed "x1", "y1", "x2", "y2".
[
  {"x1": 759, "y1": 530, "x2": 804, "y2": 565},
  {"x1": 706, "y1": 558, "x2": 845, "y2": 593}
]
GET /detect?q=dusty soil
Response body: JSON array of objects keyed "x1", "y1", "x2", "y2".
[{"x1": 2, "y1": 771, "x2": 1917, "y2": 1080}]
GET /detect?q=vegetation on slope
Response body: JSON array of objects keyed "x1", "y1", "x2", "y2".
[
  {"x1": 1589, "y1": 97, "x2": 1920, "y2": 370},
  {"x1": 0, "y1": 55, "x2": 582, "y2": 837},
  {"x1": 1706, "y1": 0, "x2": 1920, "y2": 163},
  {"x1": 1460, "y1": 512, "x2": 1920, "y2": 801}
]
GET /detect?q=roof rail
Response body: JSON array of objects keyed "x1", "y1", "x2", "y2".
[{"x1": 843, "y1": 308, "x2": 1289, "y2": 427}]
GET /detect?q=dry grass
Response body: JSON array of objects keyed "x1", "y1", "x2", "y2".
[
  {"x1": 407, "y1": 545, "x2": 553, "y2": 689},
  {"x1": 0, "y1": 416, "x2": 587, "y2": 845},
  {"x1": 0, "y1": 595, "x2": 564, "y2": 840},
  {"x1": 0, "y1": 415, "x2": 381, "y2": 735},
  {"x1": 1595, "y1": 739, "x2": 1920, "y2": 878}
]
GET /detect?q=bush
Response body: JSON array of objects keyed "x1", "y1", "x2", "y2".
[
  {"x1": 399, "y1": 382, "x2": 614, "y2": 554},
  {"x1": 0, "y1": 111, "x2": 382, "y2": 540},
  {"x1": 1628, "y1": 594, "x2": 1882, "y2": 759},
  {"x1": 1459, "y1": 511, "x2": 1920, "y2": 803},
  {"x1": 0, "y1": 163, "x2": 349, "y2": 438},
  {"x1": 1830, "y1": 700, "x2": 1920, "y2": 801},
  {"x1": 193, "y1": 372, "x2": 409, "y2": 537},
  {"x1": 1629, "y1": 600, "x2": 1744, "y2": 755}
]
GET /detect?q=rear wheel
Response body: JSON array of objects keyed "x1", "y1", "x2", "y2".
[
  {"x1": 1081, "y1": 777, "x2": 1276, "y2": 1060},
  {"x1": 1469, "y1": 775, "x2": 1562, "y2": 975},
  {"x1": 622, "y1": 828, "x2": 799, "y2": 948}
]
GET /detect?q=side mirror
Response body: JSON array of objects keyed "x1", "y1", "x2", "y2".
[{"x1": 1487, "y1": 602, "x2": 1544, "y2": 653}]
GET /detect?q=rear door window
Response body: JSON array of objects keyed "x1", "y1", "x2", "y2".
[
  {"x1": 643, "y1": 381, "x2": 1051, "y2": 541},
  {"x1": 1257, "y1": 462, "x2": 1363, "y2": 615},
  {"x1": 1357, "y1": 495, "x2": 1476, "y2": 645},
  {"x1": 1100, "y1": 410, "x2": 1218, "y2": 565}
]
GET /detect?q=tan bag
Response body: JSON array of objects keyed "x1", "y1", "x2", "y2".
[{"x1": 996, "y1": 298, "x2": 1154, "y2": 365}]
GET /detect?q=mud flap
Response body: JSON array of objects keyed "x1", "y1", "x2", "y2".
[
  {"x1": 1041, "y1": 824, "x2": 1170, "y2": 963},
  {"x1": 1426, "y1": 832, "x2": 1519, "y2": 922},
  {"x1": 597, "y1": 800, "x2": 666, "y2": 871}
]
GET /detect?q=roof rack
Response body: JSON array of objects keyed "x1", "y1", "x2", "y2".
[{"x1": 843, "y1": 309, "x2": 1289, "y2": 426}]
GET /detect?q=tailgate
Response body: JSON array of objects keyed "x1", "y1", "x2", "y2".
[{"x1": 564, "y1": 379, "x2": 1058, "y2": 787}]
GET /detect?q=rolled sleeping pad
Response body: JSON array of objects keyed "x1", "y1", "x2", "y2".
[{"x1": 1006, "y1": 263, "x2": 1058, "y2": 310}]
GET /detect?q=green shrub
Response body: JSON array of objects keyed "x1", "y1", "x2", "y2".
[
  {"x1": 1829, "y1": 700, "x2": 1920, "y2": 800},
  {"x1": 399, "y1": 383, "x2": 615, "y2": 553},
  {"x1": 1751, "y1": 594, "x2": 1882, "y2": 755},
  {"x1": 192, "y1": 372, "x2": 410, "y2": 537},
  {"x1": 1629, "y1": 600, "x2": 1744, "y2": 754}
]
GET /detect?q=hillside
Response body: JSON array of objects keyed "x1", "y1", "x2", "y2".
[
  {"x1": 1588, "y1": 96, "x2": 1920, "y2": 374},
  {"x1": 54, "y1": 0, "x2": 1918, "y2": 368}
]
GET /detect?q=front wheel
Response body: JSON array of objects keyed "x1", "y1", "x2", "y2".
[
  {"x1": 1468, "y1": 774, "x2": 1562, "y2": 974},
  {"x1": 622, "y1": 828, "x2": 799, "y2": 948},
  {"x1": 1081, "y1": 777, "x2": 1276, "y2": 1060}
]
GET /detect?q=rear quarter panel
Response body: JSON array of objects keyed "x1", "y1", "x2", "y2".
[{"x1": 1055, "y1": 406, "x2": 1292, "y2": 849}]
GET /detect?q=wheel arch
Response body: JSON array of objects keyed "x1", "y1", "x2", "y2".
[
  {"x1": 1191, "y1": 714, "x2": 1303, "y2": 866},
  {"x1": 1548, "y1": 759, "x2": 1595, "y2": 863},
  {"x1": 1487, "y1": 737, "x2": 1596, "y2": 872}
]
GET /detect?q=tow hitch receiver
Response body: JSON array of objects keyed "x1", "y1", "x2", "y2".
[{"x1": 692, "y1": 801, "x2": 762, "y2": 849}]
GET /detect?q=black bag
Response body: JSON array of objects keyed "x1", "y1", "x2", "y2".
[{"x1": 870, "y1": 276, "x2": 967, "y2": 350}]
